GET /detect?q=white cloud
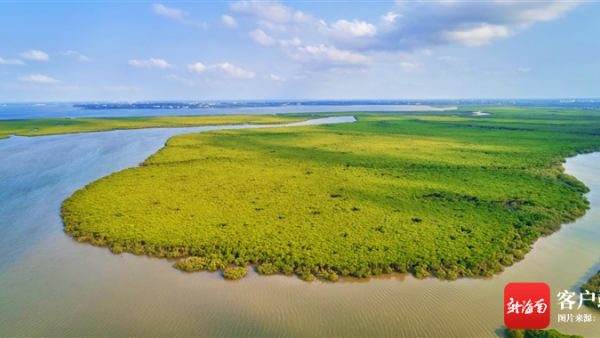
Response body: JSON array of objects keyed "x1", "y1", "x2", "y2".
[
  {"x1": 232, "y1": 1, "x2": 578, "y2": 53},
  {"x1": 399, "y1": 62, "x2": 425, "y2": 73},
  {"x1": 102, "y1": 85, "x2": 139, "y2": 91},
  {"x1": 210, "y1": 63, "x2": 255, "y2": 79},
  {"x1": 230, "y1": 1, "x2": 312, "y2": 25},
  {"x1": 279, "y1": 37, "x2": 302, "y2": 47},
  {"x1": 317, "y1": 19, "x2": 378, "y2": 49},
  {"x1": 512, "y1": 3, "x2": 579, "y2": 22},
  {"x1": 0, "y1": 57, "x2": 25, "y2": 66},
  {"x1": 518, "y1": 67, "x2": 532, "y2": 72},
  {"x1": 442, "y1": 24, "x2": 510, "y2": 46},
  {"x1": 223, "y1": 0, "x2": 580, "y2": 70},
  {"x1": 285, "y1": 44, "x2": 370, "y2": 69},
  {"x1": 152, "y1": 3, "x2": 208, "y2": 29},
  {"x1": 20, "y1": 50, "x2": 49, "y2": 61},
  {"x1": 381, "y1": 12, "x2": 400, "y2": 23},
  {"x1": 221, "y1": 14, "x2": 237, "y2": 28},
  {"x1": 249, "y1": 29, "x2": 276, "y2": 46},
  {"x1": 187, "y1": 61, "x2": 255, "y2": 79},
  {"x1": 258, "y1": 20, "x2": 288, "y2": 32},
  {"x1": 377, "y1": 1, "x2": 578, "y2": 50},
  {"x1": 187, "y1": 62, "x2": 206, "y2": 73},
  {"x1": 19, "y1": 74, "x2": 61, "y2": 83},
  {"x1": 153, "y1": 3, "x2": 185, "y2": 20},
  {"x1": 62, "y1": 50, "x2": 89, "y2": 62},
  {"x1": 330, "y1": 20, "x2": 377, "y2": 37},
  {"x1": 264, "y1": 74, "x2": 284, "y2": 81},
  {"x1": 129, "y1": 58, "x2": 173, "y2": 69}
]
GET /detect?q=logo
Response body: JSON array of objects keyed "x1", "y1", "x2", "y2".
[{"x1": 504, "y1": 282, "x2": 550, "y2": 329}]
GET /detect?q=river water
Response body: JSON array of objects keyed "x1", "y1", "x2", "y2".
[
  {"x1": 0, "y1": 117, "x2": 599, "y2": 337},
  {"x1": 0, "y1": 104, "x2": 454, "y2": 120}
]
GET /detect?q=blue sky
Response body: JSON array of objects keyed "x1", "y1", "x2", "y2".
[{"x1": 0, "y1": 1, "x2": 599, "y2": 102}]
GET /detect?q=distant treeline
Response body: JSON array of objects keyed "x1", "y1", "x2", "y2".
[{"x1": 72, "y1": 99, "x2": 600, "y2": 110}]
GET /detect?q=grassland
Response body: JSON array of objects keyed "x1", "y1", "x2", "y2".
[
  {"x1": 60, "y1": 107, "x2": 600, "y2": 281},
  {"x1": 0, "y1": 114, "x2": 315, "y2": 139}
]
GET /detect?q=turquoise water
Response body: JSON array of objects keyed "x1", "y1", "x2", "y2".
[{"x1": 0, "y1": 119, "x2": 598, "y2": 337}]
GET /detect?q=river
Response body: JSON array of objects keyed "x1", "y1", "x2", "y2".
[
  {"x1": 0, "y1": 117, "x2": 598, "y2": 337},
  {"x1": 0, "y1": 104, "x2": 454, "y2": 120}
]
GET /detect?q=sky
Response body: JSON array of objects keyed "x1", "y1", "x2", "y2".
[{"x1": 0, "y1": 0, "x2": 599, "y2": 102}]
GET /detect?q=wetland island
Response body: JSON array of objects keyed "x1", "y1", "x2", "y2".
[{"x1": 58, "y1": 107, "x2": 600, "y2": 282}]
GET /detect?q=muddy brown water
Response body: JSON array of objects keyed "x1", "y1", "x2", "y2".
[{"x1": 0, "y1": 121, "x2": 598, "y2": 337}]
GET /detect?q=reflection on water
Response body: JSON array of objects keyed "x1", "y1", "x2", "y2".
[{"x1": 0, "y1": 123, "x2": 599, "y2": 337}]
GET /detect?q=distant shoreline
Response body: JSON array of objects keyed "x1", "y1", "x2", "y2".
[{"x1": 73, "y1": 102, "x2": 458, "y2": 110}]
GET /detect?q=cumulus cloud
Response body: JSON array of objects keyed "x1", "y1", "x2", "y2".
[
  {"x1": 152, "y1": 4, "x2": 208, "y2": 29},
  {"x1": 187, "y1": 62, "x2": 206, "y2": 73},
  {"x1": 129, "y1": 58, "x2": 173, "y2": 69},
  {"x1": 0, "y1": 57, "x2": 25, "y2": 66},
  {"x1": 381, "y1": 12, "x2": 400, "y2": 24},
  {"x1": 249, "y1": 29, "x2": 276, "y2": 46},
  {"x1": 518, "y1": 67, "x2": 532, "y2": 72},
  {"x1": 187, "y1": 61, "x2": 255, "y2": 79},
  {"x1": 19, "y1": 74, "x2": 61, "y2": 83},
  {"x1": 330, "y1": 20, "x2": 377, "y2": 37},
  {"x1": 376, "y1": 1, "x2": 579, "y2": 50},
  {"x1": 317, "y1": 19, "x2": 379, "y2": 49},
  {"x1": 222, "y1": 0, "x2": 579, "y2": 74},
  {"x1": 210, "y1": 63, "x2": 255, "y2": 79},
  {"x1": 228, "y1": 0, "x2": 579, "y2": 53},
  {"x1": 230, "y1": 1, "x2": 312, "y2": 25},
  {"x1": 279, "y1": 37, "x2": 302, "y2": 47},
  {"x1": 221, "y1": 14, "x2": 237, "y2": 28},
  {"x1": 62, "y1": 50, "x2": 89, "y2": 62},
  {"x1": 442, "y1": 24, "x2": 510, "y2": 46},
  {"x1": 20, "y1": 50, "x2": 49, "y2": 61},
  {"x1": 284, "y1": 44, "x2": 370, "y2": 69}
]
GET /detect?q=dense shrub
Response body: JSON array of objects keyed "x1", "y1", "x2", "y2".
[
  {"x1": 61, "y1": 108, "x2": 600, "y2": 281},
  {"x1": 223, "y1": 266, "x2": 248, "y2": 280},
  {"x1": 173, "y1": 257, "x2": 225, "y2": 272},
  {"x1": 256, "y1": 263, "x2": 279, "y2": 275}
]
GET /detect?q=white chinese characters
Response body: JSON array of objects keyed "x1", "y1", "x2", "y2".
[{"x1": 507, "y1": 298, "x2": 547, "y2": 314}]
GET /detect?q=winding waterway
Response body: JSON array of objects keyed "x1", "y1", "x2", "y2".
[{"x1": 0, "y1": 117, "x2": 599, "y2": 337}]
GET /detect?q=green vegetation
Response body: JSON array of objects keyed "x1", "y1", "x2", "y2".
[
  {"x1": 581, "y1": 270, "x2": 600, "y2": 309},
  {"x1": 61, "y1": 107, "x2": 600, "y2": 281},
  {"x1": 222, "y1": 266, "x2": 248, "y2": 280},
  {"x1": 0, "y1": 114, "x2": 313, "y2": 139},
  {"x1": 506, "y1": 328, "x2": 583, "y2": 338},
  {"x1": 173, "y1": 256, "x2": 225, "y2": 272}
]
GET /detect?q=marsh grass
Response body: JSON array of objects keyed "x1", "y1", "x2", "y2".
[
  {"x1": 0, "y1": 114, "x2": 312, "y2": 139},
  {"x1": 60, "y1": 107, "x2": 600, "y2": 281}
]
